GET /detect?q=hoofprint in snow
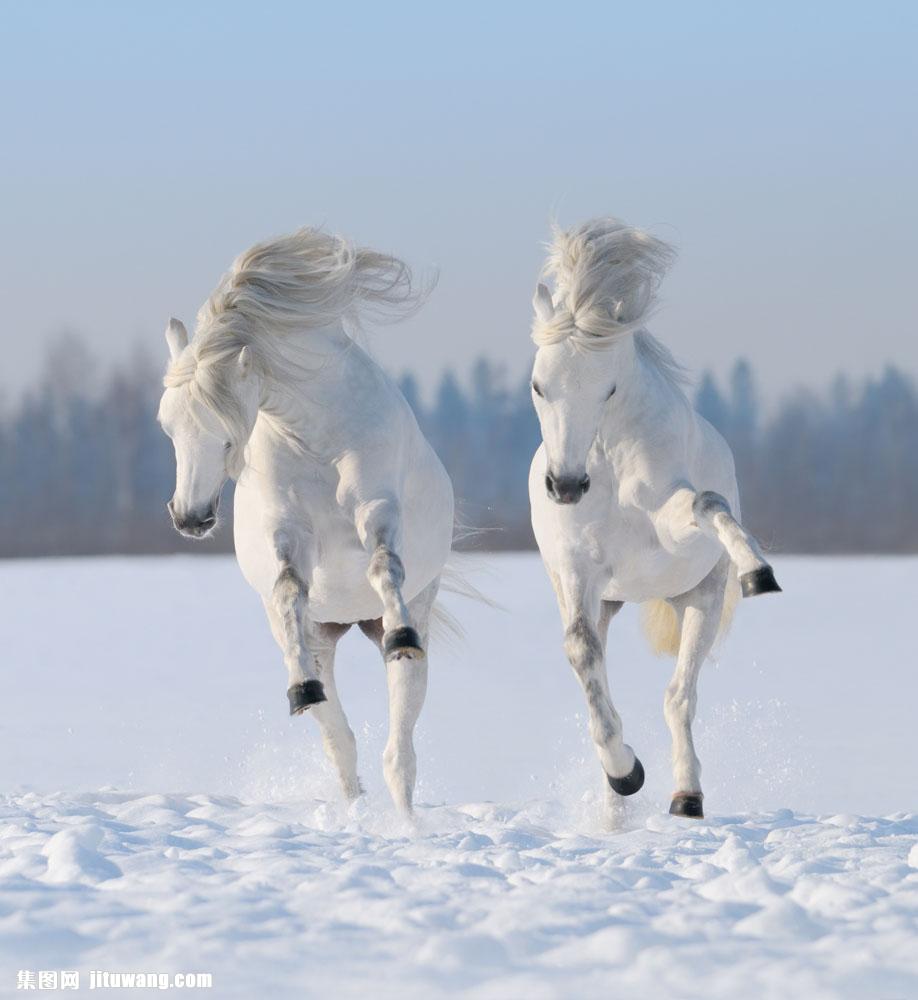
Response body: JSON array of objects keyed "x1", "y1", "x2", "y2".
[{"x1": 1, "y1": 555, "x2": 916, "y2": 999}]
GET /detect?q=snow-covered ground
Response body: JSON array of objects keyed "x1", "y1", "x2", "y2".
[{"x1": 1, "y1": 554, "x2": 916, "y2": 998}]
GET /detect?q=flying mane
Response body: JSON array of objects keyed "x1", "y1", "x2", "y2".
[
  {"x1": 532, "y1": 218, "x2": 688, "y2": 389},
  {"x1": 199, "y1": 226, "x2": 421, "y2": 339},
  {"x1": 163, "y1": 227, "x2": 425, "y2": 470}
]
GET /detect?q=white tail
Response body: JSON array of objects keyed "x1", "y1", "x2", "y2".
[{"x1": 641, "y1": 574, "x2": 741, "y2": 657}]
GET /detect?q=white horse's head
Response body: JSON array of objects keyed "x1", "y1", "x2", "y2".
[
  {"x1": 157, "y1": 319, "x2": 259, "y2": 538},
  {"x1": 530, "y1": 284, "x2": 624, "y2": 504},
  {"x1": 530, "y1": 219, "x2": 676, "y2": 505}
]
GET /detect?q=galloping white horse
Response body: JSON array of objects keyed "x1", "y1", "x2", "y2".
[
  {"x1": 157, "y1": 228, "x2": 454, "y2": 814},
  {"x1": 528, "y1": 218, "x2": 781, "y2": 820}
]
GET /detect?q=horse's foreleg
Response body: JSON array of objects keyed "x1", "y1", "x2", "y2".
[
  {"x1": 692, "y1": 492, "x2": 781, "y2": 596},
  {"x1": 554, "y1": 573, "x2": 644, "y2": 799},
  {"x1": 265, "y1": 562, "x2": 327, "y2": 715},
  {"x1": 310, "y1": 623, "x2": 362, "y2": 801},
  {"x1": 656, "y1": 488, "x2": 781, "y2": 597},
  {"x1": 663, "y1": 557, "x2": 728, "y2": 819},
  {"x1": 355, "y1": 499, "x2": 423, "y2": 661}
]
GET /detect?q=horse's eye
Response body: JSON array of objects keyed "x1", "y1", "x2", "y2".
[
  {"x1": 224, "y1": 441, "x2": 232, "y2": 453},
  {"x1": 607, "y1": 385, "x2": 617, "y2": 400},
  {"x1": 531, "y1": 382, "x2": 544, "y2": 398}
]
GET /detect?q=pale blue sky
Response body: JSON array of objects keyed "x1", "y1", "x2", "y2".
[{"x1": 2, "y1": 1, "x2": 916, "y2": 400}]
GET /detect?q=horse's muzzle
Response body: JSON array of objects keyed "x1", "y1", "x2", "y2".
[
  {"x1": 545, "y1": 472, "x2": 591, "y2": 505},
  {"x1": 168, "y1": 500, "x2": 218, "y2": 538}
]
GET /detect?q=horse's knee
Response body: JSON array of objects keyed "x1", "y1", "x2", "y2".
[
  {"x1": 272, "y1": 564, "x2": 304, "y2": 609},
  {"x1": 368, "y1": 545, "x2": 405, "y2": 588},
  {"x1": 692, "y1": 490, "x2": 731, "y2": 522},
  {"x1": 564, "y1": 614, "x2": 602, "y2": 675}
]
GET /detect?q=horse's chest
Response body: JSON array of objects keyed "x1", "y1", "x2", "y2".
[
  {"x1": 603, "y1": 510, "x2": 716, "y2": 602},
  {"x1": 593, "y1": 504, "x2": 663, "y2": 569},
  {"x1": 575, "y1": 501, "x2": 715, "y2": 603}
]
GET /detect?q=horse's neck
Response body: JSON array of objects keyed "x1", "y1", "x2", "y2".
[
  {"x1": 598, "y1": 334, "x2": 686, "y2": 441},
  {"x1": 254, "y1": 323, "x2": 368, "y2": 456}
]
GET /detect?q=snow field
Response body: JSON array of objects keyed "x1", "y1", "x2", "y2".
[{"x1": 0, "y1": 554, "x2": 915, "y2": 998}]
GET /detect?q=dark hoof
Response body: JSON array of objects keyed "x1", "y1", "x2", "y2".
[
  {"x1": 670, "y1": 792, "x2": 704, "y2": 818},
  {"x1": 607, "y1": 756, "x2": 645, "y2": 797},
  {"x1": 287, "y1": 680, "x2": 327, "y2": 716},
  {"x1": 740, "y1": 565, "x2": 782, "y2": 598},
  {"x1": 383, "y1": 626, "x2": 424, "y2": 661}
]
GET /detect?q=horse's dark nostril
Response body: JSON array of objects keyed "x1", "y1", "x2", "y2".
[
  {"x1": 191, "y1": 510, "x2": 217, "y2": 531},
  {"x1": 547, "y1": 473, "x2": 590, "y2": 505},
  {"x1": 169, "y1": 504, "x2": 217, "y2": 536}
]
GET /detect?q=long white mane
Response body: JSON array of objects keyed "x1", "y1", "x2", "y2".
[
  {"x1": 164, "y1": 227, "x2": 424, "y2": 466},
  {"x1": 533, "y1": 217, "x2": 675, "y2": 346},
  {"x1": 532, "y1": 217, "x2": 687, "y2": 388},
  {"x1": 167, "y1": 226, "x2": 424, "y2": 381},
  {"x1": 197, "y1": 226, "x2": 423, "y2": 340}
]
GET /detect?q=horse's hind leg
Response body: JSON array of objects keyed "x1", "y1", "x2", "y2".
[
  {"x1": 310, "y1": 623, "x2": 362, "y2": 801},
  {"x1": 692, "y1": 492, "x2": 781, "y2": 597},
  {"x1": 355, "y1": 499, "x2": 424, "y2": 661},
  {"x1": 361, "y1": 579, "x2": 437, "y2": 814},
  {"x1": 663, "y1": 556, "x2": 728, "y2": 819}
]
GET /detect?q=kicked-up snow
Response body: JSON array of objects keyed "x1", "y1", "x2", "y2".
[{"x1": 0, "y1": 555, "x2": 916, "y2": 998}]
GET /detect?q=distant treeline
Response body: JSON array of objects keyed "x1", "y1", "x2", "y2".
[{"x1": 1, "y1": 332, "x2": 916, "y2": 557}]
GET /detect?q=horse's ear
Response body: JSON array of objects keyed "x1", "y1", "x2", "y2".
[
  {"x1": 237, "y1": 345, "x2": 253, "y2": 379},
  {"x1": 165, "y1": 318, "x2": 188, "y2": 361},
  {"x1": 533, "y1": 283, "x2": 554, "y2": 324}
]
